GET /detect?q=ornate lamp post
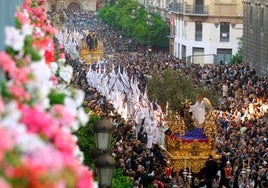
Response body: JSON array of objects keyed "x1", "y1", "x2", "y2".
[
  {"x1": 146, "y1": 12, "x2": 152, "y2": 55},
  {"x1": 131, "y1": 8, "x2": 136, "y2": 24},
  {"x1": 93, "y1": 118, "x2": 115, "y2": 188},
  {"x1": 130, "y1": 7, "x2": 136, "y2": 52}
]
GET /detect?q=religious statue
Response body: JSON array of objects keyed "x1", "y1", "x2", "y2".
[
  {"x1": 86, "y1": 33, "x2": 98, "y2": 51},
  {"x1": 180, "y1": 99, "x2": 195, "y2": 131},
  {"x1": 190, "y1": 93, "x2": 213, "y2": 128}
]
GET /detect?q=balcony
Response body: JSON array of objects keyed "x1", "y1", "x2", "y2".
[
  {"x1": 168, "y1": 2, "x2": 183, "y2": 13},
  {"x1": 169, "y1": 3, "x2": 209, "y2": 16},
  {"x1": 185, "y1": 4, "x2": 209, "y2": 16}
]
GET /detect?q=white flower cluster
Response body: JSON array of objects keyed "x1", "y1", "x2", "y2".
[
  {"x1": 1, "y1": 21, "x2": 89, "y2": 163},
  {"x1": 4, "y1": 23, "x2": 33, "y2": 51},
  {"x1": 50, "y1": 61, "x2": 89, "y2": 130}
]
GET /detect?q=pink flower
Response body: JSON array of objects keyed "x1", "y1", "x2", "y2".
[
  {"x1": 8, "y1": 84, "x2": 31, "y2": 101},
  {"x1": 50, "y1": 75, "x2": 59, "y2": 85},
  {"x1": 22, "y1": 145, "x2": 64, "y2": 170},
  {"x1": 20, "y1": 105, "x2": 60, "y2": 139},
  {"x1": 54, "y1": 130, "x2": 76, "y2": 153},
  {"x1": 0, "y1": 178, "x2": 11, "y2": 188},
  {"x1": 59, "y1": 53, "x2": 65, "y2": 59},
  {"x1": 0, "y1": 128, "x2": 14, "y2": 162},
  {"x1": 0, "y1": 52, "x2": 17, "y2": 73},
  {"x1": 23, "y1": 0, "x2": 31, "y2": 7},
  {"x1": 77, "y1": 167, "x2": 94, "y2": 188},
  {"x1": 33, "y1": 37, "x2": 55, "y2": 64},
  {"x1": 42, "y1": 25, "x2": 57, "y2": 35},
  {"x1": 10, "y1": 67, "x2": 31, "y2": 84},
  {"x1": 0, "y1": 98, "x2": 4, "y2": 115},
  {"x1": 51, "y1": 105, "x2": 75, "y2": 127},
  {"x1": 15, "y1": 11, "x2": 30, "y2": 24}
]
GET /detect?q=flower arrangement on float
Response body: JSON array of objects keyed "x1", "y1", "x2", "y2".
[{"x1": 0, "y1": 0, "x2": 93, "y2": 187}]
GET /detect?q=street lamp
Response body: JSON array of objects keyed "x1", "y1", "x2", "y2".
[
  {"x1": 95, "y1": 153, "x2": 115, "y2": 188},
  {"x1": 93, "y1": 117, "x2": 115, "y2": 188},
  {"x1": 146, "y1": 12, "x2": 152, "y2": 45},
  {"x1": 146, "y1": 12, "x2": 152, "y2": 57},
  {"x1": 131, "y1": 8, "x2": 136, "y2": 21},
  {"x1": 129, "y1": 8, "x2": 136, "y2": 52}
]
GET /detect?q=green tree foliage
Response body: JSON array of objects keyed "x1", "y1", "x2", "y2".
[
  {"x1": 74, "y1": 111, "x2": 133, "y2": 186},
  {"x1": 98, "y1": 0, "x2": 169, "y2": 49},
  {"x1": 74, "y1": 112, "x2": 100, "y2": 168},
  {"x1": 112, "y1": 168, "x2": 132, "y2": 187},
  {"x1": 230, "y1": 37, "x2": 242, "y2": 64},
  {"x1": 147, "y1": 69, "x2": 219, "y2": 113}
]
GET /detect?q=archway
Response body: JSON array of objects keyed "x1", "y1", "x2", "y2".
[{"x1": 67, "y1": 2, "x2": 81, "y2": 13}]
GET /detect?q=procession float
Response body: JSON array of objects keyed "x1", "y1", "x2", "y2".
[
  {"x1": 79, "y1": 31, "x2": 103, "y2": 64},
  {"x1": 162, "y1": 95, "x2": 220, "y2": 176}
]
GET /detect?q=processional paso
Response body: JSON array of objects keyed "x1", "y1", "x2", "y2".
[{"x1": 162, "y1": 93, "x2": 219, "y2": 173}]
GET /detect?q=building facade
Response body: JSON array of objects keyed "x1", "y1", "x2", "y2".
[
  {"x1": 243, "y1": 0, "x2": 268, "y2": 77},
  {"x1": 46, "y1": 0, "x2": 99, "y2": 13},
  {"x1": 138, "y1": 0, "x2": 173, "y2": 21},
  {"x1": 169, "y1": 0, "x2": 243, "y2": 66}
]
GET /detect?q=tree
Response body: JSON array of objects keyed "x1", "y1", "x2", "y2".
[
  {"x1": 75, "y1": 111, "x2": 134, "y2": 186},
  {"x1": 230, "y1": 37, "x2": 242, "y2": 64},
  {"x1": 147, "y1": 69, "x2": 219, "y2": 113},
  {"x1": 98, "y1": 0, "x2": 169, "y2": 49},
  {"x1": 75, "y1": 112, "x2": 99, "y2": 168},
  {"x1": 112, "y1": 168, "x2": 132, "y2": 187}
]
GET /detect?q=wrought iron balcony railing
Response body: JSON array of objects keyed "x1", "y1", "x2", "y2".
[
  {"x1": 168, "y1": 2, "x2": 183, "y2": 13},
  {"x1": 169, "y1": 3, "x2": 209, "y2": 16},
  {"x1": 185, "y1": 4, "x2": 209, "y2": 15}
]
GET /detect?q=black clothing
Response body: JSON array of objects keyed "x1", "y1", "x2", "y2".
[
  {"x1": 205, "y1": 157, "x2": 219, "y2": 188},
  {"x1": 138, "y1": 129, "x2": 148, "y2": 144}
]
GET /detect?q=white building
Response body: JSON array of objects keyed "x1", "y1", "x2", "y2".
[{"x1": 169, "y1": 0, "x2": 243, "y2": 66}]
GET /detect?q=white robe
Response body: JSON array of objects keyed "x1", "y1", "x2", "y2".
[
  {"x1": 146, "y1": 124, "x2": 155, "y2": 149},
  {"x1": 191, "y1": 100, "x2": 206, "y2": 125}
]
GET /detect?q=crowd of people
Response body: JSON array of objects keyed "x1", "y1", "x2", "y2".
[{"x1": 57, "y1": 11, "x2": 267, "y2": 188}]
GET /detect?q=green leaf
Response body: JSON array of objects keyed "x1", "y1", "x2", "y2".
[
  {"x1": 48, "y1": 92, "x2": 65, "y2": 104},
  {"x1": 0, "y1": 79, "x2": 11, "y2": 99},
  {"x1": 15, "y1": 17, "x2": 22, "y2": 29}
]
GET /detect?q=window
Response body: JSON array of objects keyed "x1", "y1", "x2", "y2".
[
  {"x1": 182, "y1": 21, "x2": 187, "y2": 39},
  {"x1": 182, "y1": 45, "x2": 186, "y2": 62},
  {"x1": 195, "y1": 21, "x2": 202, "y2": 41},
  {"x1": 220, "y1": 22, "x2": 230, "y2": 42}
]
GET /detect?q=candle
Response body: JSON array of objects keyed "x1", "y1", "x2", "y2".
[
  {"x1": 184, "y1": 159, "x2": 186, "y2": 169},
  {"x1": 189, "y1": 166, "x2": 191, "y2": 173}
]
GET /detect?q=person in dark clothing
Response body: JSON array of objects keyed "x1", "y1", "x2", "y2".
[
  {"x1": 137, "y1": 126, "x2": 148, "y2": 144},
  {"x1": 204, "y1": 155, "x2": 219, "y2": 188}
]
